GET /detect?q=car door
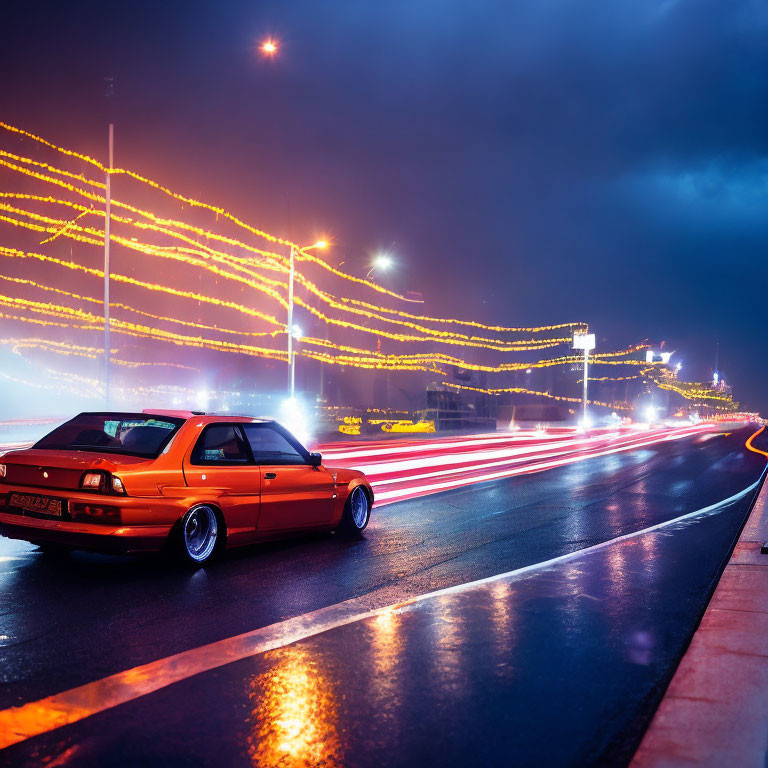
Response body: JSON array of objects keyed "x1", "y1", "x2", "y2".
[
  {"x1": 242, "y1": 423, "x2": 335, "y2": 532},
  {"x1": 182, "y1": 423, "x2": 261, "y2": 535}
]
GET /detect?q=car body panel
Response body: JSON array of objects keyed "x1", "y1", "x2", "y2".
[{"x1": 257, "y1": 465, "x2": 336, "y2": 532}]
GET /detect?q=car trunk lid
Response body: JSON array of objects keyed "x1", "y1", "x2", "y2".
[{"x1": 0, "y1": 449, "x2": 151, "y2": 491}]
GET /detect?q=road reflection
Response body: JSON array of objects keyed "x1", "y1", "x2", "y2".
[
  {"x1": 368, "y1": 607, "x2": 403, "y2": 703},
  {"x1": 247, "y1": 646, "x2": 342, "y2": 767},
  {"x1": 429, "y1": 594, "x2": 466, "y2": 691},
  {"x1": 489, "y1": 580, "x2": 517, "y2": 660}
]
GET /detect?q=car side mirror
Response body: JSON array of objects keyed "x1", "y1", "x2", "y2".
[{"x1": 308, "y1": 452, "x2": 322, "y2": 467}]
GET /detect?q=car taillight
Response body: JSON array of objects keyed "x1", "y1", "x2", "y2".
[
  {"x1": 81, "y1": 472, "x2": 104, "y2": 490},
  {"x1": 111, "y1": 476, "x2": 126, "y2": 494},
  {"x1": 0, "y1": 464, "x2": 6, "y2": 479},
  {"x1": 70, "y1": 503, "x2": 121, "y2": 523},
  {"x1": 80, "y1": 472, "x2": 127, "y2": 495}
]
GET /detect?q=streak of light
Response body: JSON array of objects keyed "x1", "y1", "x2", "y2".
[
  {"x1": 319, "y1": 424, "x2": 722, "y2": 506},
  {"x1": 746, "y1": 426, "x2": 768, "y2": 459}
]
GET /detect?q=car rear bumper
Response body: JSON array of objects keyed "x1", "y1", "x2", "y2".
[{"x1": 0, "y1": 512, "x2": 172, "y2": 554}]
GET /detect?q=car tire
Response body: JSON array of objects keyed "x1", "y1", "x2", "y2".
[
  {"x1": 336, "y1": 486, "x2": 371, "y2": 536},
  {"x1": 174, "y1": 504, "x2": 221, "y2": 566}
]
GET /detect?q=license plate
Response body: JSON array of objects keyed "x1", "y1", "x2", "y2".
[{"x1": 9, "y1": 493, "x2": 64, "y2": 517}]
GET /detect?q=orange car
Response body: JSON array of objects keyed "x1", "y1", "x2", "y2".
[{"x1": 0, "y1": 410, "x2": 373, "y2": 565}]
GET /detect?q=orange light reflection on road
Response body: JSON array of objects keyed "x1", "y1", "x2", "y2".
[
  {"x1": 368, "y1": 608, "x2": 403, "y2": 707},
  {"x1": 247, "y1": 646, "x2": 342, "y2": 768}
]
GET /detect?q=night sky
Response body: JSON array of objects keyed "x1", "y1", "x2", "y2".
[{"x1": 2, "y1": 0, "x2": 767, "y2": 412}]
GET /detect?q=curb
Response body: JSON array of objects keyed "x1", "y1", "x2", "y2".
[{"x1": 631, "y1": 463, "x2": 768, "y2": 767}]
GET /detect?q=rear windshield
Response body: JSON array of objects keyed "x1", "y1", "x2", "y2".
[{"x1": 33, "y1": 412, "x2": 184, "y2": 458}]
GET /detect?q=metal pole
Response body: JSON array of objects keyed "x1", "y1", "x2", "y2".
[
  {"x1": 582, "y1": 348, "x2": 589, "y2": 425},
  {"x1": 104, "y1": 123, "x2": 113, "y2": 408},
  {"x1": 287, "y1": 245, "x2": 295, "y2": 399},
  {"x1": 319, "y1": 321, "x2": 327, "y2": 403}
]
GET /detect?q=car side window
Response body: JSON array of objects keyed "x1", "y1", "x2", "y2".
[
  {"x1": 243, "y1": 424, "x2": 306, "y2": 465},
  {"x1": 191, "y1": 425, "x2": 250, "y2": 465}
]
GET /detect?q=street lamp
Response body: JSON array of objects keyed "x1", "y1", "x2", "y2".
[
  {"x1": 287, "y1": 239, "x2": 327, "y2": 399},
  {"x1": 261, "y1": 39, "x2": 278, "y2": 56},
  {"x1": 366, "y1": 253, "x2": 393, "y2": 279},
  {"x1": 573, "y1": 332, "x2": 596, "y2": 427}
]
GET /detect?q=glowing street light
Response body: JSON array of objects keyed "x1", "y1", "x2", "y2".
[
  {"x1": 261, "y1": 39, "x2": 278, "y2": 56},
  {"x1": 287, "y1": 239, "x2": 328, "y2": 399},
  {"x1": 366, "y1": 253, "x2": 393, "y2": 279}
]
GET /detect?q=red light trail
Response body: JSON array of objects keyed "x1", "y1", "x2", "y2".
[{"x1": 316, "y1": 423, "x2": 726, "y2": 506}]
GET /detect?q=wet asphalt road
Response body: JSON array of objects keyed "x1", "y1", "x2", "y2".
[{"x1": 1, "y1": 426, "x2": 766, "y2": 766}]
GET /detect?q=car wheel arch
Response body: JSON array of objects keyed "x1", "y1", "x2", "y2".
[
  {"x1": 170, "y1": 501, "x2": 228, "y2": 546},
  {"x1": 346, "y1": 479, "x2": 373, "y2": 507}
]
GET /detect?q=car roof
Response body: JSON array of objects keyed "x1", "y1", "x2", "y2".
[
  {"x1": 187, "y1": 415, "x2": 274, "y2": 424},
  {"x1": 140, "y1": 409, "x2": 273, "y2": 423},
  {"x1": 69, "y1": 410, "x2": 275, "y2": 426}
]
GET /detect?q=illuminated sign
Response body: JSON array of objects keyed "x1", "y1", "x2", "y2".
[
  {"x1": 646, "y1": 350, "x2": 674, "y2": 364},
  {"x1": 572, "y1": 333, "x2": 596, "y2": 351}
]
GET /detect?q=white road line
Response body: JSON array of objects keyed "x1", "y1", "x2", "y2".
[{"x1": 0, "y1": 471, "x2": 762, "y2": 750}]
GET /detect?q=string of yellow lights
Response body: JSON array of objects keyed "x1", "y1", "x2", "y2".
[
  {"x1": 0, "y1": 126, "x2": 589, "y2": 335},
  {"x1": 0, "y1": 281, "x2": 650, "y2": 374},
  {"x1": 0, "y1": 272, "x2": 284, "y2": 339},
  {"x1": 0, "y1": 197, "x2": 577, "y2": 351},
  {"x1": 441, "y1": 381, "x2": 632, "y2": 410},
  {"x1": 0, "y1": 191, "x2": 582, "y2": 349},
  {"x1": 0, "y1": 235, "x2": 576, "y2": 356},
  {"x1": 0, "y1": 122, "x2": 659, "y2": 386}
]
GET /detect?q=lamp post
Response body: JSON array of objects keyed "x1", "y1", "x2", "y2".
[
  {"x1": 573, "y1": 332, "x2": 596, "y2": 427},
  {"x1": 287, "y1": 240, "x2": 327, "y2": 399},
  {"x1": 104, "y1": 123, "x2": 114, "y2": 408}
]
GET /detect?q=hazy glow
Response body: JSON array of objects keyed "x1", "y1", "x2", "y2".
[{"x1": 280, "y1": 396, "x2": 312, "y2": 445}]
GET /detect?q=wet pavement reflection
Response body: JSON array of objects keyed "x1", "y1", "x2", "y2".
[
  {"x1": 247, "y1": 646, "x2": 343, "y2": 768},
  {"x1": 4, "y1": 484, "x2": 759, "y2": 768}
]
